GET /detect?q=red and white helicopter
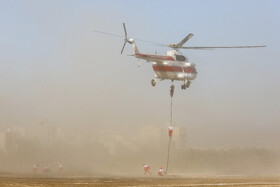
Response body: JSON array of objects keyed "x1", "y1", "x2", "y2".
[{"x1": 95, "y1": 23, "x2": 265, "y2": 90}]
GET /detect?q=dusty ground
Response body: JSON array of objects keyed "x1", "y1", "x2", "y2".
[
  {"x1": 0, "y1": 175, "x2": 280, "y2": 187},
  {"x1": 0, "y1": 176, "x2": 280, "y2": 187}
]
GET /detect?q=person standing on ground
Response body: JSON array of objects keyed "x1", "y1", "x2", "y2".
[{"x1": 143, "y1": 164, "x2": 151, "y2": 175}]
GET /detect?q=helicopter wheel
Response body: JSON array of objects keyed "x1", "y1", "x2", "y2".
[
  {"x1": 151, "y1": 79, "x2": 156, "y2": 87},
  {"x1": 181, "y1": 84, "x2": 186, "y2": 90}
]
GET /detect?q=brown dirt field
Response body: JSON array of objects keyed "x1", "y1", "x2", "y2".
[{"x1": 0, "y1": 176, "x2": 280, "y2": 186}]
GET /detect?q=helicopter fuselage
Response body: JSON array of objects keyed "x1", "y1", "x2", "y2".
[
  {"x1": 127, "y1": 38, "x2": 196, "y2": 89},
  {"x1": 135, "y1": 49, "x2": 197, "y2": 82},
  {"x1": 152, "y1": 50, "x2": 197, "y2": 81},
  {"x1": 152, "y1": 61, "x2": 197, "y2": 81}
]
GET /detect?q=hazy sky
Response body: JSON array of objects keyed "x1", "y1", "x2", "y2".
[{"x1": 0, "y1": 0, "x2": 279, "y2": 148}]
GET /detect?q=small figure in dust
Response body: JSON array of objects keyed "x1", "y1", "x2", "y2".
[
  {"x1": 143, "y1": 164, "x2": 151, "y2": 175},
  {"x1": 158, "y1": 166, "x2": 166, "y2": 176},
  {"x1": 43, "y1": 165, "x2": 51, "y2": 175},
  {"x1": 58, "y1": 163, "x2": 63, "y2": 173},
  {"x1": 33, "y1": 163, "x2": 39, "y2": 173}
]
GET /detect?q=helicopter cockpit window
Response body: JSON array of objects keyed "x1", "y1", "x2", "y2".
[{"x1": 175, "y1": 55, "x2": 186, "y2": 61}]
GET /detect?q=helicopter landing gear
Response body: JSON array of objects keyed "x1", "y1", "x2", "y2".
[
  {"x1": 181, "y1": 81, "x2": 191, "y2": 90},
  {"x1": 151, "y1": 79, "x2": 156, "y2": 87}
]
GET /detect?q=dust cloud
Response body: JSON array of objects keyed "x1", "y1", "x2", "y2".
[
  {"x1": 0, "y1": 1, "x2": 280, "y2": 177},
  {"x1": 1, "y1": 122, "x2": 280, "y2": 176}
]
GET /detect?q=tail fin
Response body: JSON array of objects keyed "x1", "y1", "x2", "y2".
[{"x1": 130, "y1": 39, "x2": 139, "y2": 54}]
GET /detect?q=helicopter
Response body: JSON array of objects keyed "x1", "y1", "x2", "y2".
[{"x1": 95, "y1": 23, "x2": 266, "y2": 90}]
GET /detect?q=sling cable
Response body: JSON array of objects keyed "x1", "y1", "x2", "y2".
[{"x1": 166, "y1": 81, "x2": 174, "y2": 174}]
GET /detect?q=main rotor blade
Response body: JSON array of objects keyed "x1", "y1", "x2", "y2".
[
  {"x1": 93, "y1": 30, "x2": 124, "y2": 38},
  {"x1": 94, "y1": 31, "x2": 165, "y2": 46},
  {"x1": 121, "y1": 41, "x2": 127, "y2": 54},
  {"x1": 180, "y1": 45, "x2": 266, "y2": 50},
  {"x1": 176, "y1": 33, "x2": 194, "y2": 47},
  {"x1": 94, "y1": 30, "x2": 165, "y2": 45},
  {"x1": 123, "y1": 23, "x2": 127, "y2": 39},
  {"x1": 135, "y1": 39, "x2": 165, "y2": 46}
]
